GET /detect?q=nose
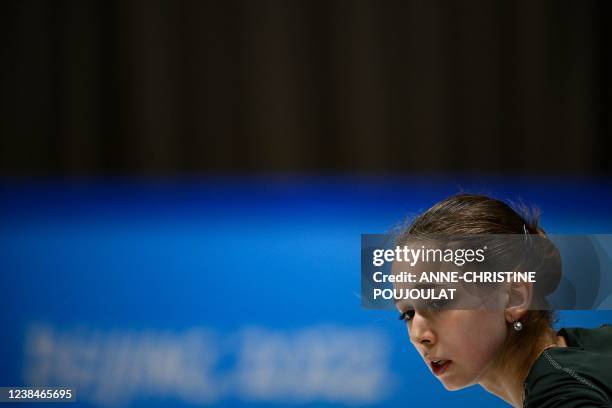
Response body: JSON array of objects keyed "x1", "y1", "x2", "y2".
[{"x1": 408, "y1": 312, "x2": 436, "y2": 347}]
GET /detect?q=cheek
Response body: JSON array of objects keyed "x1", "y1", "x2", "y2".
[{"x1": 448, "y1": 310, "x2": 507, "y2": 371}]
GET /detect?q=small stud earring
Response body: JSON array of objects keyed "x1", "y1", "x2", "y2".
[{"x1": 513, "y1": 320, "x2": 523, "y2": 331}]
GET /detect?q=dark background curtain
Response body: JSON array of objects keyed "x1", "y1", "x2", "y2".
[{"x1": 1, "y1": 0, "x2": 610, "y2": 175}]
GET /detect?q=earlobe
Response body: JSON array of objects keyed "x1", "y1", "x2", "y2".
[
  {"x1": 504, "y1": 282, "x2": 533, "y2": 323},
  {"x1": 504, "y1": 310, "x2": 520, "y2": 325}
]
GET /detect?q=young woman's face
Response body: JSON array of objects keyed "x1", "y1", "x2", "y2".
[
  {"x1": 399, "y1": 306, "x2": 508, "y2": 390},
  {"x1": 392, "y1": 259, "x2": 510, "y2": 390}
]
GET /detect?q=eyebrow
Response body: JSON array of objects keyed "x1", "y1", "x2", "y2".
[
  {"x1": 413, "y1": 282, "x2": 441, "y2": 289},
  {"x1": 392, "y1": 282, "x2": 449, "y2": 308}
]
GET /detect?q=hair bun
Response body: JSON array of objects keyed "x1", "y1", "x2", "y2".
[{"x1": 525, "y1": 226, "x2": 562, "y2": 298}]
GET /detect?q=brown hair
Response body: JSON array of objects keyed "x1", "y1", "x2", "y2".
[{"x1": 398, "y1": 193, "x2": 561, "y2": 378}]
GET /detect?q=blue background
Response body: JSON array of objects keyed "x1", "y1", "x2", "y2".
[{"x1": 1, "y1": 176, "x2": 611, "y2": 407}]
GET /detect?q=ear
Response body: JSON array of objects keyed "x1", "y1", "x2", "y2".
[{"x1": 504, "y1": 282, "x2": 533, "y2": 323}]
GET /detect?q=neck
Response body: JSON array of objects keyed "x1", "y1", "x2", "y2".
[{"x1": 478, "y1": 329, "x2": 565, "y2": 408}]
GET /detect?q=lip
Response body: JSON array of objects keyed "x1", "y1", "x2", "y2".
[{"x1": 429, "y1": 359, "x2": 452, "y2": 376}]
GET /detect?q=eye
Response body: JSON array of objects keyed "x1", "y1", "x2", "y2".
[{"x1": 398, "y1": 310, "x2": 415, "y2": 322}]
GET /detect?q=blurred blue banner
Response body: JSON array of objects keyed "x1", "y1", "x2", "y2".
[{"x1": 1, "y1": 176, "x2": 612, "y2": 407}]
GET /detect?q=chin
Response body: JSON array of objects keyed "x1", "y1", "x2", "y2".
[{"x1": 440, "y1": 379, "x2": 469, "y2": 391}]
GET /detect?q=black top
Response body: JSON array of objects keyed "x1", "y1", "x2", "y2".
[{"x1": 523, "y1": 325, "x2": 612, "y2": 407}]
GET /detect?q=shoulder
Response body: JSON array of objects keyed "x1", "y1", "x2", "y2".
[
  {"x1": 524, "y1": 334, "x2": 612, "y2": 408},
  {"x1": 524, "y1": 383, "x2": 611, "y2": 407},
  {"x1": 559, "y1": 325, "x2": 612, "y2": 348}
]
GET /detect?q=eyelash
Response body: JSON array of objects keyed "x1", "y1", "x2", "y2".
[
  {"x1": 398, "y1": 310, "x2": 415, "y2": 322},
  {"x1": 398, "y1": 300, "x2": 450, "y2": 322}
]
